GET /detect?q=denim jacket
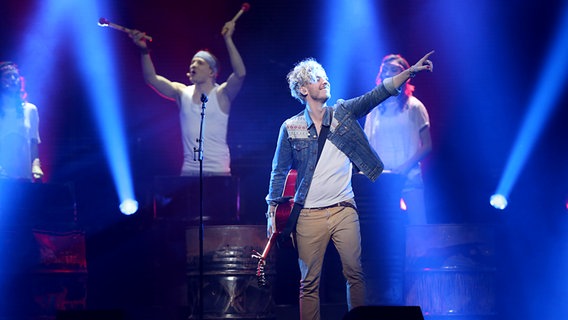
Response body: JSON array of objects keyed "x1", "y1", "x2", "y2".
[{"x1": 266, "y1": 77, "x2": 400, "y2": 206}]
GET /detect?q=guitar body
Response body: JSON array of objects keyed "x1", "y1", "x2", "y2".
[
  {"x1": 253, "y1": 169, "x2": 297, "y2": 286},
  {"x1": 274, "y1": 169, "x2": 297, "y2": 232}
]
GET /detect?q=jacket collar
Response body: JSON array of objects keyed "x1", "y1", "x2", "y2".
[{"x1": 303, "y1": 106, "x2": 333, "y2": 129}]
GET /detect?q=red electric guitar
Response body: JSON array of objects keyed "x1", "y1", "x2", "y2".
[{"x1": 253, "y1": 169, "x2": 297, "y2": 287}]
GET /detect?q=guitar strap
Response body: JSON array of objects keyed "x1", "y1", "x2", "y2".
[{"x1": 278, "y1": 111, "x2": 332, "y2": 248}]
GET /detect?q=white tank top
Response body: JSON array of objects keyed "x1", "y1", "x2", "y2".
[{"x1": 179, "y1": 85, "x2": 230, "y2": 176}]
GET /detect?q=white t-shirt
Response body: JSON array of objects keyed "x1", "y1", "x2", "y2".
[
  {"x1": 0, "y1": 102, "x2": 39, "y2": 180},
  {"x1": 304, "y1": 140, "x2": 354, "y2": 208},
  {"x1": 364, "y1": 95, "x2": 429, "y2": 182}
]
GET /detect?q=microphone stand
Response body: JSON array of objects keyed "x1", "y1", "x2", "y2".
[{"x1": 193, "y1": 93, "x2": 208, "y2": 320}]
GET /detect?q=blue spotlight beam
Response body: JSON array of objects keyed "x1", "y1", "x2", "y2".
[
  {"x1": 68, "y1": 0, "x2": 136, "y2": 207},
  {"x1": 495, "y1": 3, "x2": 568, "y2": 201},
  {"x1": 322, "y1": 1, "x2": 385, "y2": 100},
  {"x1": 17, "y1": 0, "x2": 69, "y2": 109}
]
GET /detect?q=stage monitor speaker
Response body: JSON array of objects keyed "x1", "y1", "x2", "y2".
[
  {"x1": 55, "y1": 309, "x2": 125, "y2": 320},
  {"x1": 343, "y1": 306, "x2": 424, "y2": 320}
]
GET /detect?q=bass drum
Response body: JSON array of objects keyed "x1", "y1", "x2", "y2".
[{"x1": 186, "y1": 225, "x2": 276, "y2": 319}]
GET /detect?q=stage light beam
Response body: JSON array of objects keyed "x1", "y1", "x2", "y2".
[
  {"x1": 322, "y1": 0, "x2": 385, "y2": 99},
  {"x1": 490, "y1": 194, "x2": 508, "y2": 210},
  {"x1": 66, "y1": 0, "x2": 138, "y2": 214},
  {"x1": 492, "y1": 3, "x2": 568, "y2": 208},
  {"x1": 120, "y1": 199, "x2": 139, "y2": 215}
]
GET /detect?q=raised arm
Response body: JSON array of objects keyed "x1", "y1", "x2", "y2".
[
  {"x1": 28, "y1": 105, "x2": 43, "y2": 181},
  {"x1": 129, "y1": 30, "x2": 184, "y2": 101},
  {"x1": 392, "y1": 50, "x2": 434, "y2": 90},
  {"x1": 217, "y1": 21, "x2": 246, "y2": 105}
]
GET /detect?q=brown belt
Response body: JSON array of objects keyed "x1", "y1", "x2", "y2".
[{"x1": 304, "y1": 201, "x2": 357, "y2": 211}]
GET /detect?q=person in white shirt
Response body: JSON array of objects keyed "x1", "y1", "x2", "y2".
[
  {"x1": 129, "y1": 19, "x2": 246, "y2": 176},
  {"x1": 364, "y1": 54, "x2": 432, "y2": 225},
  {"x1": 0, "y1": 61, "x2": 43, "y2": 181}
]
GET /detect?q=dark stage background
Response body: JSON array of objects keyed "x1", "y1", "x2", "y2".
[{"x1": 1, "y1": 0, "x2": 568, "y2": 319}]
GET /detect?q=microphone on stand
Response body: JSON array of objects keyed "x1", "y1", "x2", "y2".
[
  {"x1": 197, "y1": 91, "x2": 208, "y2": 320},
  {"x1": 194, "y1": 93, "x2": 208, "y2": 162}
]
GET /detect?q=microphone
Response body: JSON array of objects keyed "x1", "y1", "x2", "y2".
[{"x1": 200, "y1": 93, "x2": 208, "y2": 103}]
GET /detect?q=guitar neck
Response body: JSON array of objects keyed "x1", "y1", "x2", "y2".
[{"x1": 259, "y1": 232, "x2": 278, "y2": 261}]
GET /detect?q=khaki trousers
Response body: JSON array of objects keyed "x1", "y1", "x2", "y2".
[{"x1": 295, "y1": 204, "x2": 366, "y2": 320}]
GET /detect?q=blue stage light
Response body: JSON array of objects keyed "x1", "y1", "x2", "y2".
[
  {"x1": 119, "y1": 199, "x2": 139, "y2": 215},
  {"x1": 67, "y1": 0, "x2": 138, "y2": 214},
  {"x1": 492, "y1": 3, "x2": 568, "y2": 208},
  {"x1": 490, "y1": 194, "x2": 508, "y2": 210},
  {"x1": 322, "y1": 1, "x2": 384, "y2": 100}
]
